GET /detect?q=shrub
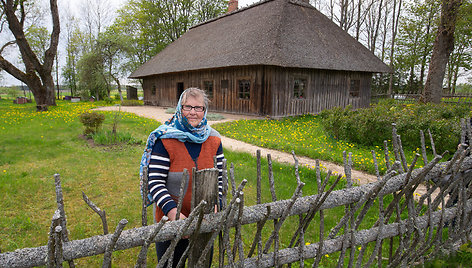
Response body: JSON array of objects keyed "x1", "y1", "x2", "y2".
[
  {"x1": 79, "y1": 112, "x2": 105, "y2": 135},
  {"x1": 319, "y1": 102, "x2": 470, "y2": 154},
  {"x1": 92, "y1": 130, "x2": 142, "y2": 145},
  {"x1": 104, "y1": 97, "x2": 114, "y2": 105},
  {"x1": 121, "y1": 99, "x2": 143, "y2": 106}
]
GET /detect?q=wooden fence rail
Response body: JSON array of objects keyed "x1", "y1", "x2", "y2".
[
  {"x1": 1, "y1": 122, "x2": 471, "y2": 267},
  {"x1": 372, "y1": 93, "x2": 472, "y2": 104}
]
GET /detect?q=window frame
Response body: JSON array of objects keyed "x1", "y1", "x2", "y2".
[
  {"x1": 292, "y1": 77, "x2": 308, "y2": 99},
  {"x1": 349, "y1": 79, "x2": 361, "y2": 98},
  {"x1": 203, "y1": 80, "x2": 214, "y2": 99},
  {"x1": 237, "y1": 79, "x2": 251, "y2": 100}
]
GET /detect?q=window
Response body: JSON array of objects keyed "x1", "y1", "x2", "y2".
[
  {"x1": 151, "y1": 85, "x2": 156, "y2": 95},
  {"x1": 293, "y1": 78, "x2": 307, "y2": 99},
  {"x1": 203, "y1": 80, "x2": 214, "y2": 99},
  {"x1": 221, "y1": 79, "x2": 229, "y2": 89},
  {"x1": 349, "y1": 79, "x2": 360, "y2": 97},
  {"x1": 238, "y1": 80, "x2": 251, "y2": 99}
]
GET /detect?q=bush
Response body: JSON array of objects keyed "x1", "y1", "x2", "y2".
[
  {"x1": 104, "y1": 97, "x2": 114, "y2": 105},
  {"x1": 319, "y1": 102, "x2": 471, "y2": 154},
  {"x1": 0, "y1": 86, "x2": 21, "y2": 99},
  {"x1": 91, "y1": 130, "x2": 142, "y2": 145},
  {"x1": 79, "y1": 112, "x2": 105, "y2": 135},
  {"x1": 121, "y1": 100, "x2": 143, "y2": 106}
]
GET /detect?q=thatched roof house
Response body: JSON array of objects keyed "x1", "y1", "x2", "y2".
[{"x1": 130, "y1": 0, "x2": 390, "y2": 117}]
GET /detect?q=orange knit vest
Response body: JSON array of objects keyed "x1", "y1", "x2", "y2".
[{"x1": 154, "y1": 136, "x2": 221, "y2": 222}]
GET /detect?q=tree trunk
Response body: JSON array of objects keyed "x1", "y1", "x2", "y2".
[
  {"x1": 112, "y1": 76, "x2": 123, "y2": 102},
  {"x1": 422, "y1": 0, "x2": 463, "y2": 103},
  {"x1": 0, "y1": 0, "x2": 60, "y2": 111},
  {"x1": 387, "y1": 0, "x2": 402, "y2": 98},
  {"x1": 419, "y1": 3, "x2": 436, "y2": 89}
]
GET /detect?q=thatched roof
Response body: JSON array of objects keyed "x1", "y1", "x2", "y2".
[{"x1": 130, "y1": 0, "x2": 391, "y2": 78}]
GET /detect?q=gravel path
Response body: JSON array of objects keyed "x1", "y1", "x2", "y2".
[{"x1": 95, "y1": 105, "x2": 378, "y2": 185}]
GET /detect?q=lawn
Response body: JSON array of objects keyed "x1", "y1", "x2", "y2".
[
  {"x1": 0, "y1": 99, "x2": 468, "y2": 266},
  {"x1": 212, "y1": 114, "x2": 430, "y2": 175},
  {"x1": 0, "y1": 99, "x2": 351, "y2": 266}
]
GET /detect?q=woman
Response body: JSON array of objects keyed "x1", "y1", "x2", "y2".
[{"x1": 139, "y1": 88, "x2": 224, "y2": 267}]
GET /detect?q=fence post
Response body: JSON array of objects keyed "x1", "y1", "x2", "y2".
[{"x1": 188, "y1": 168, "x2": 219, "y2": 267}]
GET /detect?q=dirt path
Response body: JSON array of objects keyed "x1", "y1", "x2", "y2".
[{"x1": 95, "y1": 105, "x2": 377, "y2": 185}]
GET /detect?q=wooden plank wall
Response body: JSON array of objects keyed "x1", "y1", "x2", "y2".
[
  {"x1": 142, "y1": 66, "x2": 372, "y2": 117},
  {"x1": 143, "y1": 66, "x2": 267, "y2": 115},
  {"x1": 268, "y1": 67, "x2": 372, "y2": 117}
]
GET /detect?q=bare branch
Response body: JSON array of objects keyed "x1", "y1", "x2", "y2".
[{"x1": 82, "y1": 191, "x2": 108, "y2": 235}]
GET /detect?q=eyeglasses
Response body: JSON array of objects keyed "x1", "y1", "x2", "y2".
[{"x1": 182, "y1": 105, "x2": 205, "y2": 112}]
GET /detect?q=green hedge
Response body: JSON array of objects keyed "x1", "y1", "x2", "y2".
[{"x1": 319, "y1": 100, "x2": 471, "y2": 154}]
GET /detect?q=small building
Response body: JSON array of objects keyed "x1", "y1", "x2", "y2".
[{"x1": 130, "y1": 0, "x2": 390, "y2": 117}]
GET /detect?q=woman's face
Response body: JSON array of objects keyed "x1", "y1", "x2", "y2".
[{"x1": 181, "y1": 95, "x2": 205, "y2": 128}]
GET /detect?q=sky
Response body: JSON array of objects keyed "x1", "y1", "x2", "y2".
[{"x1": 0, "y1": 0, "x2": 260, "y2": 86}]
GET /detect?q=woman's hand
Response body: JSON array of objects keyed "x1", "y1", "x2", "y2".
[{"x1": 167, "y1": 208, "x2": 187, "y2": 221}]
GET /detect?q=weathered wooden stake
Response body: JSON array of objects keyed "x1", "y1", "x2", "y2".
[
  {"x1": 175, "y1": 168, "x2": 189, "y2": 220},
  {"x1": 187, "y1": 168, "x2": 219, "y2": 267},
  {"x1": 47, "y1": 210, "x2": 61, "y2": 268},
  {"x1": 54, "y1": 226, "x2": 63, "y2": 268},
  {"x1": 53, "y1": 174, "x2": 75, "y2": 268},
  {"x1": 135, "y1": 216, "x2": 168, "y2": 268},
  {"x1": 102, "y1": 219, "x2": 128, "y2": 268}
]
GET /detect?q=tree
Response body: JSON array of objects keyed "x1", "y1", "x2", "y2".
[
  {"x1": 79, "y1": 0, "x2": 113, "y2": 52},
  {"x1": 77, "y1": 51, "x2": 107, "y2": 100},
  {"x1": 112, "y1": 0, "x2": 227, "y2": 82},
  {"x1": 422, "y1": 0, "x2": 463, "y2": 103},
  {"x1": 25, "y1": 25, "x2": 50, "y2": 62},
  {"x1": 193, "y1": 0, "x2": 228, "y2": 22},
  {"x1": 387, "y1": 0, "x2": 404, "y2": 97},
  {"x1": 62, "y1": 15, "x2": 85, "y2": 97},
  {"x1": 445, "y1": 0, "x2": 472, "y2": 94},
  {"x1": 395, "y1": 0, "x2": 439, "y2": 93},
  {"x1": 0, "y1": 0, "x2": 60, "y2": 111},
  {"x1": 97, "y1": 27, "x2": 133, "y2": 101}
]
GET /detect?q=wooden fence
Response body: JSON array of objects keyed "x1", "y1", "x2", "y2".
[
  {"x1": 1, "y1": 122, "x2": 472, "y2": 267},
  {"x1": 372, "y1": 93, "x2": 472, "y2": 105}
]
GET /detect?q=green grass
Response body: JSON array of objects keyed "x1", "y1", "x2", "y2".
[
  {"x1": 0, "y1": 99, "x2": 363, "y2": 266},
  {"x1": 0, "y1": 99, "x2": 158, "y2": 265},
  {"x1": 0, "y1": 99, "x2": 467, "y2": 267},
  {"x1": 212, "y1": 114, "x2": 432, "y2": 175}
]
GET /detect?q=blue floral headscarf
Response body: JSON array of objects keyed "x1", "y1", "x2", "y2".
[{"x1": 139, "y1": 88, "x2": 212, "y2": 204}]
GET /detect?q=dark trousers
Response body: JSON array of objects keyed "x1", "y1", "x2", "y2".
[
  {"x1": 156, "y1": 239, "x2": 189, "y2": 268},
  {"x1": 156, "y1": 239, "x2": 213, "y2": 267}
]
